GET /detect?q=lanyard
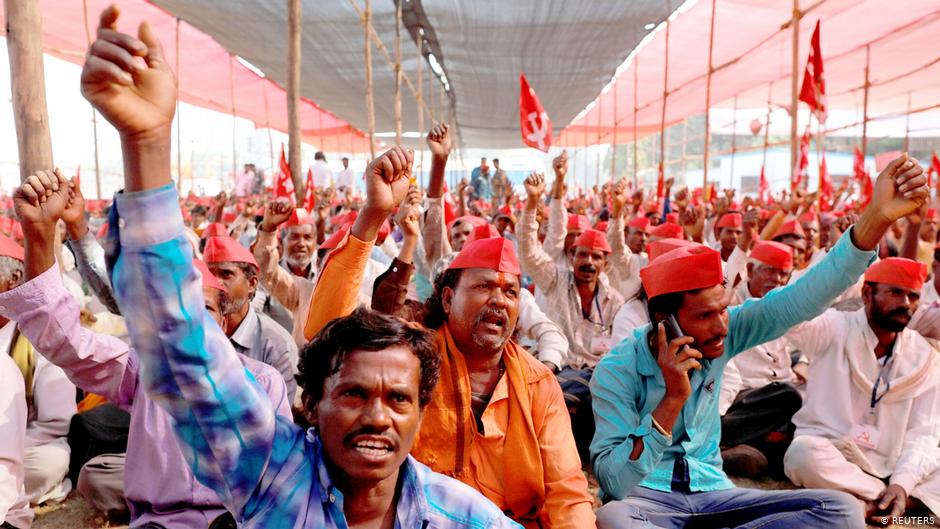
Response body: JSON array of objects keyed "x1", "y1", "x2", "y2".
[
  {"x1": 594, "y1": 295, "x2": 605, "y2": 328},
  {"x1": 870, "y1": 351, "x2": 894, "y2": 411}
]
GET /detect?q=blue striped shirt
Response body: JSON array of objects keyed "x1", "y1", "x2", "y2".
[{"x1": 106, "y1": 184, "x2": 521, "y2": 529}]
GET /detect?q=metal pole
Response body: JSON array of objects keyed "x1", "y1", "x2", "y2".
[
  {"x1": 417, "y1": 36, "x2": 425, "y2": 188},
  {"x1": 229, "y1": 54, "x2": 237, "y2": 188},
  {"x1": 364, "y1": 0, "x2": 376, "y2": 159},
  {"x1": 730, "y1": 95, "x2": 738, "y2": 185},
  {"x1": 633, "y1": 56, "x2": 639, "y2": 187},
  {"x1": 659, "y1": 12, "x2": 671, "y2": 192}
]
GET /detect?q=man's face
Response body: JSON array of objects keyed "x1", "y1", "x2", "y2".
[
  {"x1": 778, "y1": 236, "x2": 808, "y2": 269},
  {"x1": 311, "y1": 347, "x2": 422, "y2": 486},
  {"x1": 564, "y1": 228, "x2": 584, "y2": 258},
  {"x1": 203, "y1": 287, "x2": 226, "y2": 329},
  {"x1": 572, "y1": 246, "x2": 607, "y2": 285},
  {"x1": 648, "y1": 213, "x2": 662, "y2": 226},
  {"x1": 495, "y1": 217, "x2": 511, "y2": 236},
  {"x1": 208, "y1": 262, "x2": 255, "y2": 312},
  {"x1": 746, "y1": 262, "x2": 791, "y2": 298},
  {"x1": 192, "y1": 212, "x2": 207, "y2": 227},
  {"x1": 0, "y1": 266, "x2": 23, "y2": 294},
  {"x1": 342, "y1": 158, "x2": 349, "y2": 169},
  {"x1": 819, "y1": 219, "x2": 833, "y2": 249},
  {"x1": 864, "y1": 283, "x2": 920, "y2": 333},
  {"x1": 801, "y1": 220, "x2": 820, "y2": 249},
  {"x1": 920, "y1": 220, "x2": 938, "y2": 244},
  {"x1": 443, "y1": 269, "x2": 520, "y2": 357},
  {"x1": 493, "y1": 159, "x2": 500, "y2": 169},
  {"x1": 449, "y1": 222, "x2": 474, "y2": 252},
  {"x1": 718, "y1": 227, "x2": 742, "y2": 255},
  {"x1": 285, "y1": 225, "x2": 317, "y2": 271},
  {"x1": 674, "y1": 284, "x2": 730, "y2": 359},
  {"x1": 626, "y1": 227, "x2": 649, "y2": 255}
]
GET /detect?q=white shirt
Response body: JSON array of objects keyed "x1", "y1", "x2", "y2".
[
  {"x1": 311, "y1": 160, "x2": 333, "y2": 189},
  {"x1": 336, "y1": 168, "x2": 356, "y2": 197},
  {"x1": 0, "y1": 323, "x2": 32, "y2": 528},
  {"x1": 790, "y1": 308, "x2": 940, "y2": 492}
]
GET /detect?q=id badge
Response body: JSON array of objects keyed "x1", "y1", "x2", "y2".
[
  {"x1": 591, "y1": 335, "x2": 614, "y2": 355},
  {"x1": 848, "y1": 423, "x2": 881, "y2": 450}
]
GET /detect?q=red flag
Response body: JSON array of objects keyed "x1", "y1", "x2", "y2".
[
  {"x1": 799, "y1": 21, "x2": 827, "y2": 123},
  {"x1": 273, "y1": 145, "x2": 295, "y2": 201},
  {"x1": 519, "y1": 73, "x2": 553, "y2": 152},
  {"x1": 854, "y1": 146, "x2": 873, "y2": 208},
  {"x1": 656, "y1": 162, "x2": 665, "y2": 200},
  {"x1": 818, "y1": 154, "x2": 833, "y2": 212},
  {"x1": 929, "y1": 150, "x2": 940, "y2": 189},
  {"x1": 303, "y1": 167, "x2": 316, "y2": 212},
  {"x1": 758, "y1": 165, "x2": 768, "y2": 202},
  {"x1": 791, "y1": 127, "x2": 810, "y2": 191}
]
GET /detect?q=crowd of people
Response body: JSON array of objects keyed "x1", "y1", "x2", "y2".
[{"x1": 0, "y1": 6, "x2": 939, "y2": 529}]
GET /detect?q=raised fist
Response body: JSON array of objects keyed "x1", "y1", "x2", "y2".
[
  {"x1": 13, "y1": 169, "x2": 73, "y2": 233},
  {"x1": 426, "y1": 123, "x2": 452, "y2": 158},
  {"x1": 262, "y1": 199, "x2": 295, "y2": 232},
  {"x1": 364, "y1": 146, "x2": 414, "y2": 213}
]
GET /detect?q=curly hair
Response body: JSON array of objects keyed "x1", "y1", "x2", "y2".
[
  {"x1": 422, "y1": 268, "x2": 464, "y2": 330},
  {"x1": 297, "y1": 306, "x2": 440, "y2": 408}
]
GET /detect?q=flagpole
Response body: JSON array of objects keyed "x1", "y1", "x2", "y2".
[
  {"x1": 903, "y1": 91, "x2": 912, "y2": 153},
  {"x1": 761, "y1": 82, "x2": 772, "y2": 177},
  {"x1": 82, "y1": 0, "x2": 103, "y2": 198},
  {"x1": 612, "y1": 79, "x2": 618, "y2": 183}
]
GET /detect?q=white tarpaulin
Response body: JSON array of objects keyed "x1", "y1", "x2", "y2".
[{"x1": 149, "y1": 0, "x2": 674, "y2": 149}]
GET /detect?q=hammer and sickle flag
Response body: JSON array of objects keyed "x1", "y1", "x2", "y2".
[{"x1": 519, "y1": 73, "x2": 552, "y2": 152}]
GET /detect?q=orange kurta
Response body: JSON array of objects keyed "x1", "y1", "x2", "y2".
[{"x1": 412, "y1": 326, "x2": 596, "y2": 529}]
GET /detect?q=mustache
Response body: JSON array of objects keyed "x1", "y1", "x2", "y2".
[
  {"x1": 578, "y1": 264, "x2": 597, "y2": 274},
  {"x1": 343, "y1": 426, "x2": 397, "y2": 448},
  {"x1": 886, "y1": 307, "x2": 912, "y2": 319}
]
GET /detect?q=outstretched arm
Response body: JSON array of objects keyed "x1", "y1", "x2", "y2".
[{"x1": 519, "y1": 172, "x2": 562, "y2": 291}]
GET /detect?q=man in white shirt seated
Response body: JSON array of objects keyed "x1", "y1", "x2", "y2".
[
  {"x1": 719, "y1": 241, "x2": 802, "y2": 478},
  {"x1": 784, "y1": 257, "x2": 940, "y2": 524}
]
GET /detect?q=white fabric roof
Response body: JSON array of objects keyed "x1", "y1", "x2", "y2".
[{"x1": 149, "y1": 0, "x2": 673, "y2": 150}]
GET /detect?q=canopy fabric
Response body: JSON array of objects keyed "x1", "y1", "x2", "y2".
[
  {"x1": 148, "y1": 0, "x2": 674, "y2": 150},
  {"x1": 0, "y1": 0, "x2": 372, "y2": 153},
  {"x1": 559, "y1": 0, "x2": 940, "y2": 147}
]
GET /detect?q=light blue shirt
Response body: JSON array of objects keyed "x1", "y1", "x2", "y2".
[{"x1": 590, "y1": 232, "x2": 876, "y2": 500}]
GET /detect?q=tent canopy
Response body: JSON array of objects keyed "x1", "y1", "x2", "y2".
[{"x1": 559, "y1": 0, "x2": 940, "y2": 146}]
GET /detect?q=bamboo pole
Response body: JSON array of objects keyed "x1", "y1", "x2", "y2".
[
  {"x1": 659, "y1": 12, "x2": 671, "y2": 194},
  {"x1": 861, "y1": 45, "x2": 870, "y2": 157},
  {"x1": 263, "y1": 82, "x2": 275, "y2": 178},
  {"x1": 612, "y1": 79, "x2": 618, "y2": 182},
  {"x1": 5, "y1": 0, "x2": 53, "y2": 182},
  {"x1": 417, "y1": 36, "x2": 425, "y2": 189},
  {"x1": 702, "y1": 0, "x2": 717, "y2": 196},
  {"x1": 596, "y1": 94, "x2": 602, "y2": 189},
  {"x1": 229, "y1": 54, "x2": 237, "y2": 185},
  {"x1": 790, "y1": 0, "x2": 801, "y2": 174},
  {"x1": 394, "y1": 0, "x2": 402, "y2": 147},
  {"x1": 287, "y1": 0, "x2": 303, "y2": 200},
  {"x1": 730, "y1": 95, "x2": 738, "y2": 183},
  {"x1": 364, "y1": 0, "x2": 376, "y2": 159},
  {"x1": 761, "y1": 83, "x2": 773, "y2": 168},
  {"x1": 175, "y1": 18, "x2": 182, "y2": 193},
  {"x1": 633, "y1": 57, "x2": 639, "y2": 187},
  {"x1": 82, "y1": 0, "x2": 102, "y2": 198}
]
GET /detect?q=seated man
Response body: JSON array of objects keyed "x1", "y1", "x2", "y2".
[
  {"x1": 590, "y1": 152, "x2": 927, "y2": 528},
  {"x1": 77, "y1": 13, "x2": 522, "y2": 526},
  {"x1": 0, "y1": 336, "x2": 30, "y2": 529},
  {"x1": 8, "y1": 170, "x2": 292, "y2": 527},
  {"x1": 0, "y1": 233, "x2": 75, "y2": 508},
  {"x1": 719, "y1": 241, "x2": 802, "y2": 478},
  {"x1": 784, "y1": 258, "x2": 940, "y2": 524}
]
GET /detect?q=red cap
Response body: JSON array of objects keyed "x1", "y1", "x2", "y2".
[
  {"x1": 447, "y1": 215, "x2": 487, "y2": 232},
  {"x1": 641, "y1": 245, "x2": 723, "y2": 299},
  {"x1": 202, "y1": 223, "x2": 228, "y2": 239},
  {"x1": 772, "y1": 219, "x2": 805, "y2": 240},
  {"x1": 864, "y1": 257, "x2": 927, "y2": 292},
  {"x1": 650, "y1": 222, "x2": 684, "y2": 239},
  {"x1": 926, "y1": 208, "x2": 939, "y2": 222},
  {"x1": 594, "y1": 220, "x2": 609, "y2": 232},
  {"x1": 222, "y1": 211, "x2": 237, "y2": 224},
  {"x1": 647, "y1": 238, "x2": 696, "y2": 262},
  {"x1": 750, "y1": 241, "x2": 794, "y2": 272},
  {"x1": 759, "y1": 209, "x2": 772, "y2": 221},
  {"x1": 574, "y1": 229, "x2": 611, "y2": 253},
  {"x1": 665, "y1": 212, "x2": 680, "y2": 224},
  {"x1": 320, "y1": 224, "x2": 351, "y2": 251},
  {"x1": 10, "y1": 222, "x2": 22, "y2": 242},
  {"x1": 0, "y1": 233, "x2": 24, "y2": 261},
  {"x1": 203, "y1": 236, "x2": 258, "y2": 268},
  {"x1": 567, "y1": 214, "x2": 591, "y2": 231},
  {"x1": 447, "y1": 237, "x2": 520, "y2": 276},
  {"x1": 716, "y1": 213, "x2": 743, "y2": 229},
  {"x1": 194, "y1": 259, "x2": 227, "y2": 293},
  {"x1": 466, "y1": 223, "x2": 501, "y2": 245},
  {"x1": 627, "y1": 216, "x2": 652, "y2": 232},
  {"x1": 286, "y1": 208, "x2": 316, "y2": 228}
]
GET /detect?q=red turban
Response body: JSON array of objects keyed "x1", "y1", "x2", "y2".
[
  {"x1": 567, "y1": 214, "x2": 591, "y2": 231},
  {"x1": 650, "y1": 222, "x2": 684, "y2": 240},
  {"x1": 574, "y1": 229, "x2": 611, "y2": 254},
  {"x1": 646, "y1": 238, "x2": 696, "y2": 262},
  {"x1": 466, "y1": 224, "x2": 501, "y2": 245},
  {"x1": 772, "y1": 219, "x2": 805, "y2": 240},
  {"x1": 716, "y1": 213, "x2": 743, "y2": 229},
  {"x1": 0, "y1": 234, "x2": 24, "y2": 262}
]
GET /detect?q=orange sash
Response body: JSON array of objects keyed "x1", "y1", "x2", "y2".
[{"x1": 412, "y1": 325, "x2": 545, "y2": 521}]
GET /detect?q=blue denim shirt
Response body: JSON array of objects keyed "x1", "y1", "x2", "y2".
[
  {"x1": 590, "y1": 231, "x2": 875, "y2": 500},
  {"x1": 106, "y1": 184, "x2": 520, "y2": 529}
]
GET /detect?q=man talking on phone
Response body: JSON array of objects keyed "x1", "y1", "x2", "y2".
[{"x1": 590, "y1": 153, "x2": 928, "y2": 529}]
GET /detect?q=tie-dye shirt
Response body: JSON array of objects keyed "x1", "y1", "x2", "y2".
[{"x1": 106, "y1": 184, "x2": 521, "y2": 529}]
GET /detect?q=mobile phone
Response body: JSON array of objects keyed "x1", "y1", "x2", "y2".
[{"x1": 661, "y1": 314, "x2": 684, "y2": 342}]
